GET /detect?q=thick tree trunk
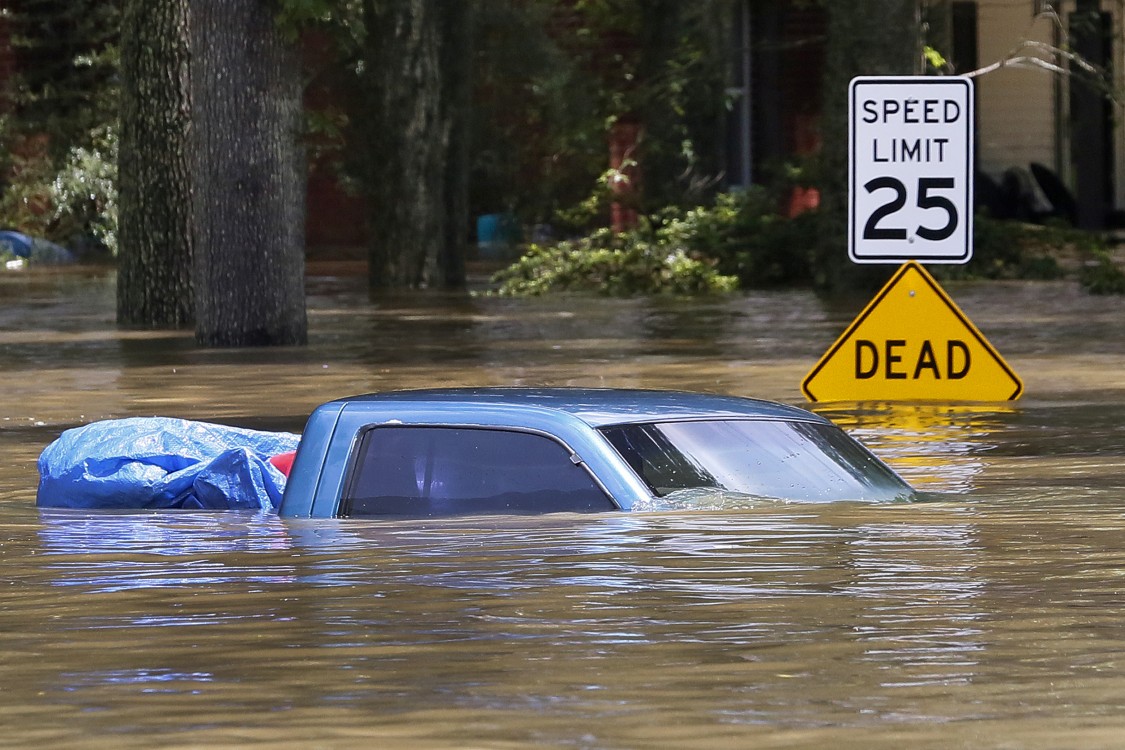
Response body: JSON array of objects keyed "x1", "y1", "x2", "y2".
[
  {"x1": 190, "y1": 0, "x2": 307, "y2": 346},
  {"x1": 816, "y1": 0, "x2": 921, "y2": 294},
  {"x1": 116, "y1": 0, "x2": 193, "y2": 328},
  {"x1": 361, "y1": 0, "x2": 471, "y2": 290}
]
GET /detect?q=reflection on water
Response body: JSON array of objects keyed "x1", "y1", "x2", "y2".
[
  {"x1": 37, "y1": 510, "x2": 295, "y2": 592},
  {"x1": 18, "y1": 502, "x2": 1120, "y2": 746},
  {"x1": 1, "y1": 268, "x2": 1124, "y2": 747},
  {"x1": 818, "y1": 403, "x2": 1018, "y2": 492}
]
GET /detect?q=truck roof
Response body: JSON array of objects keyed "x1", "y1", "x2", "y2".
[{"x1": 325, "y1": 387, "x2": 827, "y2": 428}]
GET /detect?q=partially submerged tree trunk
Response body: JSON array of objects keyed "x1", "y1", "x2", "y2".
[
  {"x1": 190, "y1": 0, "x2": 307, "y2": 345},
  {"x1": 360, "y1": 0, "x2": 471, "y2": 290},
  {"x1": 116, "y1": 0, "x2": 193, "y2": 328}
]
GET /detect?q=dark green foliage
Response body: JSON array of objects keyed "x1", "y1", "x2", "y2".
[
  {"x1": 42, "y1": 124, "x2": 117, "y2": 255},
  {"x1": 470, "y1": 0, "x2": 729, "y2": 226},
  {"x1": 655, "y1": 189, "x2": 818, "y2": 288},
  {"x1": 3, "y1": 0, "x2": 121, "y2": 159},
  {"x1": 953, "y1": 214, "x2": 1065, "y2": 280},
  {"x1": 1079, "y1": 249, "x2": 1125, "y2": 295},
  {"x1": 0, "y1": 1, "x2": 120, "y2": 253},
  {"x1": 492, "y1": 187, "x2": 823, "y2": 296},
  {"x1": 936, "y1": 214, "x2": 1124, "y2": 295},
  {"x1": 611, "y1": 0, "x2": 729, "y2": 209},
  {"x1": 493, "y1": 188, "x2": 1117, "y2": 297},
  {"x1": 470, "y1": 0, "x2": 600, "y2": 223},
  {"x1": 491, "y1": 225, "x2": 737, "y2": 296},
  {"x1": 0, "y1": 122, "x2": 117, "y2": 255}
]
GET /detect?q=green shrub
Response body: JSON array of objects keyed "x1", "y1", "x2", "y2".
[
  {"x1": 948, "y1": 214, "x2": 1064, "y2": 280},
  {"x1": 0, "y1": 124, "x2": 118, "y2": 258},
  {"x1": 494, "y1": 187, "x2": 820, "y2": 296},
  {"x1": 1080, "y1": 249, "x2": 1125, "y2": 295},
  {"x1": 659, "y1": 189, "x2": 818, "y2": 288},
  {"x1": 494, "y1": 190, "x2": 1125, "y2": 297},
  {"x1": 491, "y1": 226, "x2": 737, "y2": 296},
  {"x1": 937, "y1": 214, "x2": 1123, "y2": 294},
  {"x1": 50, "y1": 124, "x2": 118, "y2": 256}
]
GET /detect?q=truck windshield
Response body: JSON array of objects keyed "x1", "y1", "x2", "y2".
[{"x1": 600, "y1": 419, "x2": 912, "y2": 503}]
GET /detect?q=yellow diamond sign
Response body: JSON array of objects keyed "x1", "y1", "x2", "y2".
[{"x1": 802, "y1": 261, "x2": 1022, "y2": 402}]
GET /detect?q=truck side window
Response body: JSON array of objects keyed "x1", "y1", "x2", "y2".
[{"x1": 342, "y1": 427, "x2": 616, "y2": 517}]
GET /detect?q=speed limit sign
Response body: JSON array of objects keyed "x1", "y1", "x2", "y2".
[{"x1": 849, "y1": 77, "x2": 974, "y2": 264}]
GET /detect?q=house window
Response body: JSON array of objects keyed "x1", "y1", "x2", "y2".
[{"x1": 342, "y1": 426, "x2": 616, "y2": 517}]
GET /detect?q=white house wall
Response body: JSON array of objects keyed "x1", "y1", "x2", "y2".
[
  {"x1": 975, "y1": 0, "x2": 1125, "y2": 211},
  {"x1": 974, "y1": 1, "x2": 1061, "y2": 180}
]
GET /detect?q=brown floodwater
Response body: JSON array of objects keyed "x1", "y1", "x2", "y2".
[{"x1": 1, "y1": 265, "x2": 1123, "y2": 748}]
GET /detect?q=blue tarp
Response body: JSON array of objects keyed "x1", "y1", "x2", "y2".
[
  {"x1": 0, "y1": 230, "x2": 75, "y2": 264},
  {"x1": 36, "y1": 418, "x2": 301, "y2": 511},
  {"x1": 0, "y1": 230, "x2": 33, "y2": 257}
]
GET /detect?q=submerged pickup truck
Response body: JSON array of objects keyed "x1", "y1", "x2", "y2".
[
  {"x1": 37, "y1": 388, "x2": 916, "y2": 516},
  {"x1": 277, "y1": 387, "x2": 915, "y2": 517}
]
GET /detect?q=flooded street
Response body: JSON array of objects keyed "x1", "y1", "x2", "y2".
[{"x1": 1, "y1": 266, "x2": 1123, "y2": 748}]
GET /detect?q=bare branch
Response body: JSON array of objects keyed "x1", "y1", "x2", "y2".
[{"x1": 959, "y1": 9, "x2": 1118, "y2": 105}]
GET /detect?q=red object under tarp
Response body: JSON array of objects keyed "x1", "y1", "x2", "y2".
[{"x1": 269, "y1": 451, "x2": 297, "y2": 477}]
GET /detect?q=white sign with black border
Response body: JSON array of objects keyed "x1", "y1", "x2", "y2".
[{"x1": 849, "y1": 76, "x2": 974, "y2": 264}]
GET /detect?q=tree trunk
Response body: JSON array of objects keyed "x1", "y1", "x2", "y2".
[
  {"x1": 1070, "y1": 2, "x2": 1109, "y2": 230},
  {"x1": 190, "y1": 0, "x2": 307, "y2": 346},
  {"x1": 361, "y1": 0, "x2": 471, "y2": 290},
  {"x1": 437, "y1": 1, "x2": 473, "y2": 290},
  {"x1": 816, "y1": 0, "x2": 921, "y2": 294},
  {"x1": 116, "y1": 0, "x2": 193, "y2": 328}
]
